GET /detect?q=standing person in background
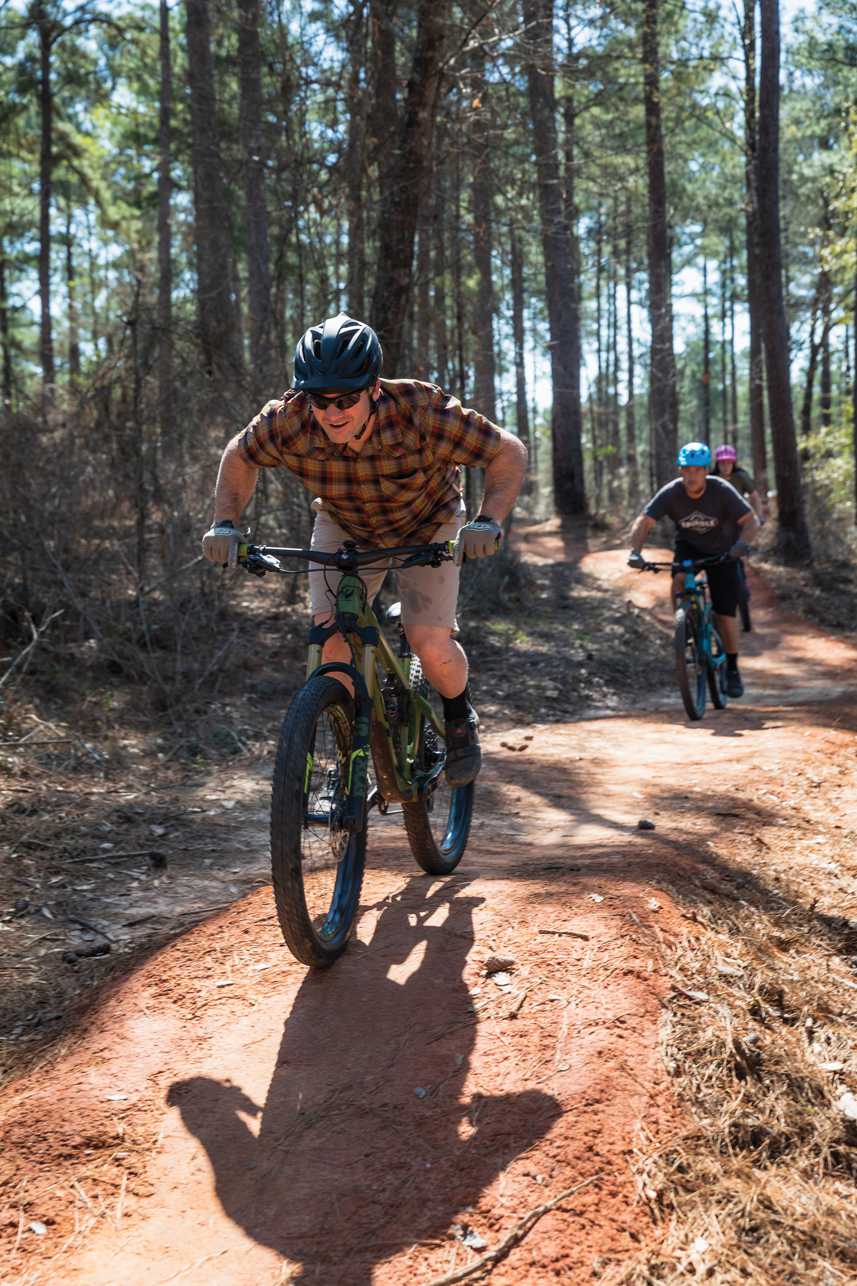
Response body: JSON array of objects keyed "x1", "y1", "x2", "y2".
[{"x1": 200, "y1": 313, "x2": 528, "y2": 786}]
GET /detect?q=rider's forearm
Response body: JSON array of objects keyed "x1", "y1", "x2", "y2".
[
  {"x1": 211, "y1": 437, "x2": 260, "y2": 523},
  {"x1": 478, "y1": 432, "x2": 528, "y2": 522},
  {"x1": 738, "y1": 512, "x2": 760, "y2": 543},
  {"x1": 629, "y1": 514, "x2": 656, "y2": 551}
]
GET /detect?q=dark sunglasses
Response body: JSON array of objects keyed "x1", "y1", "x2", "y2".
[{"x1": 306, "y1": 389, "x2": 364, "y2": 411}]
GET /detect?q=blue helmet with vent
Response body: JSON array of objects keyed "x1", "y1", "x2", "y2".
[
  {"x1": 294, "y1": 313, "x2": 383, "y2": 391},
  {"x1": 676, "y1": 441, "x2": 712, "y2": 469}
]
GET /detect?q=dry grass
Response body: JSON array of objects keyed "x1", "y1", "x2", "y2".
[{"x1": 614, "y1": 893, "x2": 857, "y2": 1284}]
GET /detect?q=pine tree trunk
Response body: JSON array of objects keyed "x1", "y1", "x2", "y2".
[
  {"x1": 65, "y1": 201, "x2": 80, "y2": 387},
  {"x1": 820, "y1": 268, "x2": 832, "y2": 431},
  {"x1": 370, "y1": 0, "x2": 449, "y2": 374},
  {"x1": 742, "y1": 0, "x2": 768, "y2": 492},
  {"x1": 157, "y1": 0, "x2": 175, "y2": 460},
  {"x1": 523, "y1": 0, "x2": 585, "y2": 514},
  {"x1": 238, "y1": 0, "x2": 273, "y2": 388},
  {"x1": 432, "y1": 141, "x2": 450, "y2": 388},
  {"x1": 36, "y1": 3, "x2": 55, "y2": 390},
  {"x1": 728, "y1": 226, "x2": 739, "y2": 439},
  {"x1": 510, "y1": 227, "x2": 530, "y2": 453},
  {"x1": 344, "y1": 2, "x2": 368, "y2": 318},
  {"x1": 642, "y1": 0, "x2": 678, "y2": 486},
  {"x1": 594, "y1": 211, "x2": 605, "y2": 504},
  {"x1": 609, "y1": 212, "x2": 621, "y2": 496},
  {"x1": 852, "y1": 263, "x2": 857, "y2": 523},
  {"x1": 185, "y1": 0, "x2": 244, "y2": 383},
  {"x1": 757, "y1": 0, "x2": 811, "y2": 561},
  {"x1": 413, "y1": 213, "x2": 432, "y2": 381},
  {"x1": 800, "y1": 280, "x2": 821, "y2": 446},
  {"x1": 470, "y1": 49, "x2": 497, "y2": 422},
  {"x1": 700, "y1": 256, "x2": 710, "y2": 441},
  {"x1": 719, "y1": 255, "x2": 728, "y2": 438},
  {"x1": 0, "y1": 242, "x2": 13, "y2": 408},
  {"x1": 624, "y1": 195, "x2": 640, "y2": 501}
]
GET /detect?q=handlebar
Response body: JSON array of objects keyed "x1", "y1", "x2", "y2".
[
  {"x1": 238, "y1": 538, "x2": 459, "y2": 577},
  {"x1": 632, "y1": 551, "x2": 739, "y2": 574}
]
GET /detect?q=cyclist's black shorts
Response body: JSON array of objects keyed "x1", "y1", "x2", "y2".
[{"x1": 674, "y1": 539, "x2": 741, "y2": 617}]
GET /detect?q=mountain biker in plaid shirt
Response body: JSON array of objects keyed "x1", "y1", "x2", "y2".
[{"x1": 202, "y1": 313, "x2": 528, "y2": 786}]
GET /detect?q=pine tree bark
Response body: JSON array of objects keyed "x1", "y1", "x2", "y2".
[
  {"x1": 510, "y1": 227, "x2": 530, "y2": 453},
  {"x1": 852, "y1": 263, "x2": 857, "y2": 523},
  {"x1": 819, "y1": 267, "x2": 832, "y2": 431},
  {"x1": 728, "y1": 226, "x2": 739, "y2": 438},
  {"x1": 238, "y1": 0, "x2": 273, "y2": 387},
  {"x1": 523, "y1": 0, "x2": 585, "y2": 514},
  {"x1": 344, "y1": 2, "x2": 369, "y2": 319},
  {"x1": 756, "y1": 0, "x2": 811, "y2": 560},
  {"x1": 370, "y1": 0, "x2": 449, "y2": 374},
  {"x1": 642, "y1": 0, "x2": 678, "y2": 487},
  {"x1": 65, "y1": 200, "x2": 80, "y2": 386},
  {"x1": 470, "y1": 47, "x2": 497, "y2": 422},
  {"x1": 432, "y1": 140, "x2": 450, "y2": 388},
  {"x1": 742, "y1": 0, "x2": 768, "y2": 492},
  {"x1": 157, "y1": 0, "x2": 175, "y2": 458},
  {"x1": 624, "y1": 197, "x2": 640, "y2": 500},
  {"x1": 185, "y1": 0, "x2": 244, "y2": 383},
  {"x1": 701, "y1": 255, "x2": 711, "y2": 443},
  {"x1": 0, "y1": 242, "x2": 13, "y2": 408},
  {"x1": 35, "y1": 2, "x2": 56, "y2": 390}
]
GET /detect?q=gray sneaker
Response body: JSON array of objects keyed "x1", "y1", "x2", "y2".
[{"x1": 444, "y1": 710, "x2": 481, "y2": 786}]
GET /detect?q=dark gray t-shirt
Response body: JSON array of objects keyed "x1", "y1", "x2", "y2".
[{"x1": 645, "y1": 476, "x2": 751, "y2": 554}]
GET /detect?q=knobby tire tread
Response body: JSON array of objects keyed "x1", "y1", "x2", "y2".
[
  {"x1": 270, "y1": 676, "x2": 366, "y2": 967},
  {"x1": 401, "y1": 658, "x2": 473, "y2": 876},
  {"x1": 674, "y1": 606, "x2": 705, "y2": 721}
]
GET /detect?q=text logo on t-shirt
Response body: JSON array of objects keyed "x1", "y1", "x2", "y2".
[{"x1": 680, "y1": 512, "x2": 719, "y2": 532}]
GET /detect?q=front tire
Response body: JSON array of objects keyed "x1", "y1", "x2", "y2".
[
  {"x1": 401, "y1": 660, "x2": 474, "y2": 876},
  {"x1": 270, "y1": 676, "x2": 367, "y2": 967},
  {"x1": 674, "y1": 606, "x2": 706, "y2": 721},
  {"x1": 706, "y1": 622, "x2": 728, "y2": 710}
]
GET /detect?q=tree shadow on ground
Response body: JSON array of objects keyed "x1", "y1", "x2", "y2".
[{"x1": 167, "y1": 876, "x2": 561, "y2": 1284}]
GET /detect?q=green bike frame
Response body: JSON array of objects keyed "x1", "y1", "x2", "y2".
[{"x1": 305, "y1": 572, "x2": 447, "y2": 809}]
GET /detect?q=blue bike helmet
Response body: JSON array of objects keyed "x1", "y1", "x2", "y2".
[
  {"x1": 293, "y1": 313, "x2": 383, "y2": 391},
  {"x1": 676, "y1": 441, "x2": 712, "y2": 468}
]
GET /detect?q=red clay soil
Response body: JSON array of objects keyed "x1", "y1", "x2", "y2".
[{"x1": 3, "y1": 532, "x2": 857, "y2": 1285}]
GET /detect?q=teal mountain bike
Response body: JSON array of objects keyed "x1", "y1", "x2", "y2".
[
  {"x1": 635, "y1": 553, "x2": 730, "y2": 721},
  {"x1": 239, "y1": 538, "x2": 474, "y2": 967}
]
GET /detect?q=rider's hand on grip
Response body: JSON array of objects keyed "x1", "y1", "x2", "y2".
[
  {"x1": 459, "y1": 517, "x2": 502, "y2": 561},
  {"x1": 202, "y1": 520, "x2": 242, "y2": 568},
  {"x1": 728, "y1": 538, "x2": 750, "y2": 560}
]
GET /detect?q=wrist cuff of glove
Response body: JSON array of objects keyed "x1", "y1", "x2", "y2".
[
  {"x1": 474, "y1": 513, "x2": 498, "y2": 526},
  {"x1": 213, "y1": 519, "x2": 235, "y2": 529}
]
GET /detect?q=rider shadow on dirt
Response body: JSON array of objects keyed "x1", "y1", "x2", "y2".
[{"x1": 167, "y1": 875, "x2": 561, "y2": 1283}]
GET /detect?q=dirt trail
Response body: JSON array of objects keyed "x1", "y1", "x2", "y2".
[{"x1": 4, "y1": 534, "x2": 857, "y2": 1285}]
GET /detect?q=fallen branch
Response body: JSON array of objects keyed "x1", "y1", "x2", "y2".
[
  {"x1": 66, "y1": 849, "x2": 164, "y2": 864},
  {"x1": 537, "y1": 928, "x2": 590, "y2": 940},
  {"x1": 0, "y1": 609, "x2": 63, "y2": 691},
  {"x1": 425, "y1": 1173, "x2": 601, "y2": 1285}
]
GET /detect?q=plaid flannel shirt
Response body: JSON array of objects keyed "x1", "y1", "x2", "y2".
[{"x1": 237, "y1": 378, "x2": 504, "y2": 545}]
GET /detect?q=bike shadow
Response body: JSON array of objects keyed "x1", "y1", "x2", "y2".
[{"x1": 167, "y1": 876, "x2": 561, "y2": 1283}]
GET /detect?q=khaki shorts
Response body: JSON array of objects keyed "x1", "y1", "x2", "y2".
[{"x1": 309, "y1": 510, "x2": 463, "y2": 630}]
